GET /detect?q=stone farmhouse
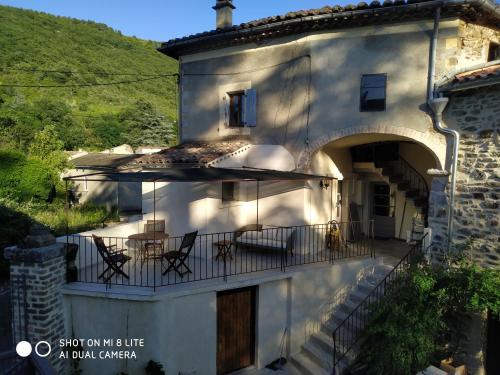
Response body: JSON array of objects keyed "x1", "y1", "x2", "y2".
[{"x1": 5, "y1": 1, "x2": 499, "y2": 375}]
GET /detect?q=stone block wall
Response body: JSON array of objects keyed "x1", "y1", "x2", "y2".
[
  {"x1": 5, "y1": 242, "x2": 68, "y2": 374},
  {"x1": 436, "y1": 21, "x2": 500, "y2": 79},
  {"x1": 428, "y1": 85, "x2": 500, "y2": 267}
]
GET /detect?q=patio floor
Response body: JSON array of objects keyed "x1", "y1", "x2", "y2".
[{"x1": 71, "y1": 239, "x2": 410, "y2": 291}]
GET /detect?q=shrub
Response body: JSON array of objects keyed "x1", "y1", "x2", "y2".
[
  {"x1": 145, "y1": 360, "x2": 165, "y2": 375},
  {"x1": 351, "y1": 251, "x2": 500, "y2": 375}
]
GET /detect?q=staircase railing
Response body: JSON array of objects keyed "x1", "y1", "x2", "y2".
[
  {"x1": 395, "y1": 156, "x2": 429, "y2": 200},
  {"x1": 331, "y1": 233, "x2": 428, "y2": 374}
]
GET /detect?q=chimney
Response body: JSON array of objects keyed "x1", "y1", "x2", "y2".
[{"x1": 213, "y1": 0, "x2": 235, "y2": 29}]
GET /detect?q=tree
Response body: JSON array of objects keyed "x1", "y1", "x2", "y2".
[
  {"x1": 88, "y1": 115, "x2": 125, "y2": 149},
  {"x1": 29, "y1": 124, "x2": 64, "y2": 159},
  {"x1": 28, "y1": 125, "x2": 68, "y2": 195},
  {"x1": 121, "y1": 99, "x2": 176, "y2": 148}
]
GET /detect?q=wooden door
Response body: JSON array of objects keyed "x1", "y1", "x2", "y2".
[{"x1": 217, "y1": 287, "x2": 256, "y2": 375}]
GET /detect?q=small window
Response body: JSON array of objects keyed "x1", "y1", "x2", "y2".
[
  {"x1": 222, "y1": 182, "x2": 235, "y2": 202},
  {"x1": 228, "y1": 92, "x2": 244, "y2": 127},
  {"x1": 360, "y1": 74, "x2": 387, "y2": 112},
  {"x1": 488, "y1": 42, "x2": 500, "y2": 62}
]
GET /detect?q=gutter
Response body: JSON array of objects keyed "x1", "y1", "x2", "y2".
[{"x1": 427, "y1": 6, "x2": 460, "y2": 253}]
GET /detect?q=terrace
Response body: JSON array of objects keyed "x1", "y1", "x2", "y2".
[
  {"x1": 60, "y1": 168, "x2": 409, "y2": 292},
  {"x1": 62, "y1": 221, "x2": 384, "y2": 291}
]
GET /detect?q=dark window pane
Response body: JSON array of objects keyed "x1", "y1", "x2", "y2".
[
  {"x1": 222, "y1": 182, "x2": 235, "y2": 201},
  {"x1": 360, "y1": 74, "x2": 386, "y2": 112},
  {"x1": 374, "y1": 184, "x2": 390, "y2": 195},
  {"x1": 488, "y1": 42, "x2": 500, "y2": 62},
  {"x1": 361, "y1": 75, "x2": 386, "y2": 88},
  {"x1": 374, "y1": 195, "x2": 390, "y2": 206},
  {"x1": 229, "y1": 92, "x2": 244, "y2": 127}
]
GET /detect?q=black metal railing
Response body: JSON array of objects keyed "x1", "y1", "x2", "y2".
[
  {"x1": 331, "y1": 233, "x2": 428, "y2": 374},
  {"x1": 0, "y1": 350, "x2": 56, "y2": 375},
  {"x1": 65, "y1": 221, "x2": 374, "y2": 289},
  {"x1": 389, "y1": 157, "x2": 429, "y2": 201}
]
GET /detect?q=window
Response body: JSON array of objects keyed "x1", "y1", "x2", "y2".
[
  {"x1": 360, "y1": 74, "x2": 387, "y2": 112},
  {"x1": 488, "y1": 42, "x2": 500, "y2": 62},
  {"x1": 222, "y1": 182, "x2": 235, "y2": 202},
  {"x1": 229, "y1": 92, "x2": 244, "y2": 127},
  {"x1": 222, "y1": 88, "x2": 256, "y2": 128}
]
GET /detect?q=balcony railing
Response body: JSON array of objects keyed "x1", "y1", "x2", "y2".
[{"x1": 65, "y1": 221, "x2": 374, "y2": 289}]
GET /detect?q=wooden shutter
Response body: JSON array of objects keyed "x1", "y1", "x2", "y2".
[
  {"x1": 223, "y1": 94, "x2": 229, "y2": 126},
  {"x1": 243, "y1": 89, "x2": 257, "y2": 127}
]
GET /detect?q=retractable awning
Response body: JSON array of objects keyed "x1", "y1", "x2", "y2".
[{"x1": 63, "y1": 167, "x2": 335, "y2": 183}]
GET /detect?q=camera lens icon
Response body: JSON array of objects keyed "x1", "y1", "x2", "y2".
[
  {"x1": 16, "y1": 341, "x2": 51, "y2": 358},
  {"x1": 16, "y1": 341, "x2": 32, "y2": 357},
  {"x1": 35, "y1": 341, "x2": 51, "y2": 357}
]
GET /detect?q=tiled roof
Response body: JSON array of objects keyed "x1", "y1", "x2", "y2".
[
  {"x1": 71, "y1": 153, "x2": 139, "y2": 169},
  {"x1": 159, "y1": 0, "x2": 500, "y2": 59},
  {"x1": 438, "y1": 63, "x2": 500, "y2": 91},
  {"x1": 126, "y1": 141, "x2": 250, "y2": 168}
]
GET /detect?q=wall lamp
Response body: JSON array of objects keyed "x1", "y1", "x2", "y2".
[{"x1": 319, "y1": 179, "x2": 330, "y2": 190}]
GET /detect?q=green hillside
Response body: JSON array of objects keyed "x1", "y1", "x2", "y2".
[{"x1": 0, "y1": 5, "x2": 178, "y2": 151}]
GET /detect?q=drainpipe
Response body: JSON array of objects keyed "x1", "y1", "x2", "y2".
[
  {"x1": 427, "y1": 6, "x2": 441, "y2": 102},
  {"x1": 428, "y1": 98, "x2": 459, "y2": 254},
  {"x1": 177, "y1": 58, "x2": 183, "y2": 143},
  {"x1": 427, "y1": 5, "x2": 460, "y2": 253}
]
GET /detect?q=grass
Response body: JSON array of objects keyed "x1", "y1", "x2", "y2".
[{"x1": 0, "y1": 197, "x2": 120, "y2": 282}]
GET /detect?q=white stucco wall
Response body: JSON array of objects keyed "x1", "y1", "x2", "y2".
[{"x1": 62, "y1": 257, "x2": 379, "y2": 375}]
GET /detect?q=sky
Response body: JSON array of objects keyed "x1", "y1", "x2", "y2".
[{"x1": 0, "y1": 0, "x2": 352, "y2": 42}]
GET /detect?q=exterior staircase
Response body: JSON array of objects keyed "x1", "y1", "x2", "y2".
[
  {"x1": 288, "y1": 263, "x2": 394, "y2": 375},
  {"x1": 353, "y1": 156, "x2": 429, "y2": 242},
  {"x1": 375, "y1": 158, "x2": 428, "y2": 243}
]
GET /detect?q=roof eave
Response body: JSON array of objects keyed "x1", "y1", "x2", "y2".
[
  {"x1": 438, "y1": 76, "x2": 500, "y2": 92},
  {"x1": 158, "y1": 0, "x2": 500, "y2": 60}
]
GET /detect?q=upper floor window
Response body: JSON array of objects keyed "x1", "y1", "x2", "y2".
[
  {"x1": 229, "y1": 91, "x2": 244, "y2": 127},
  {"x1": 488, "y1": 42, "x2": 500, "y2": 62},
  {"x1": 360, "y1": 74, "x2": 387, "y2": 112},
  {"x1": 223, "y1": 88, "x2": 257, "y2": 128}
]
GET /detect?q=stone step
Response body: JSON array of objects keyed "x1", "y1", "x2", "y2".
[
  {"x1": 348, "y1": 289, "x2": 371, "y2": 304},
  {"x1": 356, "y1": 280, "x2": 378, "y2": 294},
  {"x1": 331, "y1": 309, "x2": 365, "y2": 330},
  {"x1": 311, "y1": 330, "x2": 335, "y2": 353},
  {"x1": 282, "y1": 363, "x2": 303, "y2": 375},
  {"x1": 302, "y1": 341, "x2": 333, "y2": 371},
  {"x1": 290, "y1": 352, "x2": 330, "y2": 375}
]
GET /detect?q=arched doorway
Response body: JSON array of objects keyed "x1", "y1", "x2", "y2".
[{"x1": 308, "y1": 132, "x2": 441, "y2": 242}]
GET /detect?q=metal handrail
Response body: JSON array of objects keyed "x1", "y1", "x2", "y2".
[
  {"x1": 398, "y1": 156, "x2": 430, "y2": 199},
  {"x1": 331, "y1": 233, "x2": 428, "y2": 374},
  {"x1": 65, "y1": 221, "x2": 375, "y2": 289},
  {"x1": 0, "y1": 349, "x2": 57, "y2": 375}
]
